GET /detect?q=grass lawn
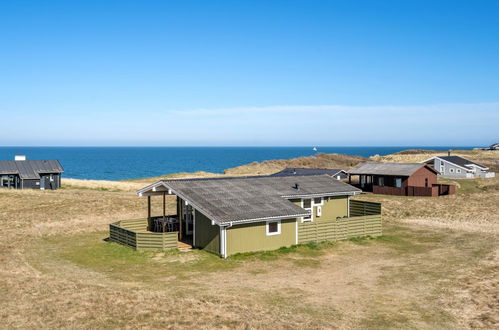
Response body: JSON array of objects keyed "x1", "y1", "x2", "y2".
[
  {"x1": 20, "y1": 222, "x2": 496, "y2": 329},
  {"x1": 0, "y1": 151, "x2": 497, "y2": 329}
]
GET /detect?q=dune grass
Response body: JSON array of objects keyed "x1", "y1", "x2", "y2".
[{"x1": 0, "y1": 149, "x2": 497, "y2": 328}]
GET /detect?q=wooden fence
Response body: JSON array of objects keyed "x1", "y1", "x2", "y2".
[
  {"x1": 349, "y1": 199, "x2": 382, "y2": 216},
  {"x1": 298, "y1": 214, "x2": 382, "y2": 244},
  {"x1": 109, "y1": 218, "x2": 178, "y2": 250},
  {"x1": 298, "y1": 200, "x2": 382, "y2": 244}
]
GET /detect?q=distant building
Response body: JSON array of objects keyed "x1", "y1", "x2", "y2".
[
  {"x1": 270, "y1": 168, "x2": 348, "y2": 180},
  {"x1": 422, "y1": 155, "x2": 495, "y2": 179},
  {"x1": 347, "y1": 161, "x2": 455, "y2": 197},
  {"x1": 489, "y1": 143, "x2": 499, "y2": 150},
  {"x1": 0, "y1": 155, "x2": 64, "y2": 189}
]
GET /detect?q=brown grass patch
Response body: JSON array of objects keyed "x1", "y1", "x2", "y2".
[{"x1": 0, "y1": 149, "x2": 498, "y2": 328}]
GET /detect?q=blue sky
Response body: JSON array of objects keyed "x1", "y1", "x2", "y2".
[{"x1": 0, "y1": 0, "x2": 498, "y2": 146}]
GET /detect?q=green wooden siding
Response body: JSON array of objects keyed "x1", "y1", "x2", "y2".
[
  {"x1": 194, "y1": 210, "x2": 220, "y2": 255},
  {"x1": 109, "y1": 218, "x2": 178, "y2": 250},
  {"x1": 298, "y1": 215, "x2": 382, "y2": 244},
  {"x1": 316, "y1": 196, "x2": 348, "y2": 219},
  {"x1": 226, "y1": 218, "x2": 296, "y2": 256}
]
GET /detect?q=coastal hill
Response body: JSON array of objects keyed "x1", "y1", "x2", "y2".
[
  {"x1": 224, "y1": 152, "x2": 366, "y2": 176},
  {"x1": 1, "y1": 148, "x2": 498, "y2": 328},
  {"x1": 61, "y1": 149, "x2": 498, "y2": 190}
]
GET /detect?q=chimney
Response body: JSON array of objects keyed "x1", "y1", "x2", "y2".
[
  {"x1": 15, "y1": 155, "x2": 26, "y2": 161},
  {"x1": 293, "y1": 183, "x2": 300, "y2": 190},
  {"x1": 448, "y1": 150, "x2": 451, "y2": 157}
]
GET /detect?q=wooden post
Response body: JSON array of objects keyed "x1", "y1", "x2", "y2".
[
  {"x1": 162, "y1": 192, "x2": 166, "y2": 232},
  {"x1": 147, "y1": 196, "x2": 151, "y2": 231},
  {"x1": 179, "y1": 199, "x2": 183, "y2": 240}
]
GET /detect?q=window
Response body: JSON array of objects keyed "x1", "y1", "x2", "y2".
[
  {"x1": 378, "y1": 177, "x2": 384, "y2": 186},
  {"x1": 457, "y1": 169, "x2": 461, "y2": 173},
  {"x1": 395, "y1": 178, "x2": 402, "y2": 188},
  {"x1": 313, "y1": 197, "x2": 323, "y2": 206},
  {"x1": 449, "y1": 168, "x2": 454, "y2": 173},
  {"x1": 266, "y1": 220, "x2": 281, "y2": 236},
  {"x1": 425, "y1": 178, "x2": 428, "y2": 187},
  {"x1": 301, "y1": 198, "x2": 312, "y2": 222}
]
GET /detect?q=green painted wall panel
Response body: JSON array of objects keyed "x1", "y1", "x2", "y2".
[
  {"x1": 315, "y1": 196, "x2": 348, "y2": 220},
  {"x1": 194, "y1": 210, "x2": 220, "y2": 255},
  {"x1": 226, "y1": 218, "x2": 296, "y2": 256}
]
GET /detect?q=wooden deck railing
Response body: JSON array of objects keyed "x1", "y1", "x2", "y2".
[
  {"x1": 298, "y1": 200, "x2": 382, "y2": 244},
  {"x1": 109, "y1": 218, "x2": 178, "y2": 250}
]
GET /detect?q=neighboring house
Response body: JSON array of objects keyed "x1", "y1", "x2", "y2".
[
  {"x1": 270, "y1": 167, "x2": 348, "y2": 180},
  {"x1": 422, "y1": 156, "x2": 495, "y2": 179},
  {"x1": 347, "y1": 161, "x2": 455, "y2": 197},
  {"x1": 0, "y1": 155, "x2": 64, "y2": 190},
  {"x1": 489, "y1": 143, "x2": 498, "y2": 150},
  {"x1": 109, "y1": 175, "x2": 382, "y2": 257}
]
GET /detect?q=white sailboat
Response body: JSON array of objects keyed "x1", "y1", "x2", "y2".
[{"x1": 312, "y1": 147, "x2": 318, "y2": 151}]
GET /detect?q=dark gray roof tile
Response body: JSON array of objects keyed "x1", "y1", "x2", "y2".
[{"x1": 152, "y1": 175, "x2": 360, "y2": 223}]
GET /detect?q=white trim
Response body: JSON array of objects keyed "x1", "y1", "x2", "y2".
[
  {"x1": 301, "y1": 198, "x2": 313, "y2": 223},
  {"x1": 266, "y1": 220, "x2": 281, "y2": 236},
  {"x1": 281, "y1": 191, "x2": 360, "y2": 198},
  {"x1": 312, "y1": 197, "x2": 324, "y2": 206},
  {"x1": 220, "y1": 226, "x2": 225, "y2": 258}
]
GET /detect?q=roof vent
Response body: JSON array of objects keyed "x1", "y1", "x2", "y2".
[
  {"x1": 293, "y1": 183, "x2": 300, "y2": 190},
  {"x1": 15, "y1": 155, "x2": 26, "y2": 161},
  {"x1": 448, "y1": 150, "x2": 451, "y2": 156},
  {"x1": 293, "y1": 169, "x2": 297, "y2": 175}
]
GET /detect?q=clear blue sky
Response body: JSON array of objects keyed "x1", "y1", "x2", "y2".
[{"x1": 1, "y1": 0, "x2": 498, "y2": 146}]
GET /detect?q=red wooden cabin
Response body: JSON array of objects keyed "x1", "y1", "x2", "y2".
[{"x1": 347, "y1": 162, "x2": 455, "y2": 197}]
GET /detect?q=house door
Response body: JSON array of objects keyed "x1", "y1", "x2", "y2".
[{"x1": 185, "y1": 205, "x2": 193, "y2": 235}]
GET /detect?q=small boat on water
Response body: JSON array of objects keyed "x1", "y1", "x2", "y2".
[{"x1": 312, "y1": 147, "x2": 318, "y2": 151}]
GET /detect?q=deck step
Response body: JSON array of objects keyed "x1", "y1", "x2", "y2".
[{"x1": 177, "y1": 241, "x2": 193, "y2": 250}]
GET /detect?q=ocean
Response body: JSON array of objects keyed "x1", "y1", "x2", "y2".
[{"x1": 0, "y1": 146, "x2": 474, "y2": 181}]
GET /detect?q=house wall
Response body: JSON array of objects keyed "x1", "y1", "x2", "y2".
[
  {"x1": 194, "y1": 210, "x2": 220, "y2": 255},
  {"x1": 22, "y1": 179, "x2": 41, "y2": 189},
  {"x1": 291, "y1": 195, "x2": 349, "y2": 221},
  {"x1": 433, "y1": 158, "x2": 468, "y2": 178},
  {"x1": 225, "y1": 218, "x2": 296, "y2": 256},
  {"x1": 406, "y1": 166, "x2": 437, "y2": 187},
  {"x1": 317, "y1": 196, "x2": 348, "y2": 219},
  {"x1": 39, "y1": 173, "x2": 61, "y2": 190}
]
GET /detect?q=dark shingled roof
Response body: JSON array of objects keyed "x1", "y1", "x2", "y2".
[
  {"x1": 438, "y1": 156, "x2": 487, "y2": 169},
  {"x1": 145, "y1": 175, "x2": 360, "y2": 224},
  {"x1": 348, "y1": 162, "x2": 431, "y2": 176},
  {"x1": 270, "y1": 168, "x2": 346, "y2": 177},
  {"x1": 0, "y1": 160, "x2": 64, "y2": 179}
]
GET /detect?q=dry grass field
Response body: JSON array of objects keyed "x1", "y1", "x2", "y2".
[{"x1": 0, "y1": 150, "x2": 498, "y2": 329}]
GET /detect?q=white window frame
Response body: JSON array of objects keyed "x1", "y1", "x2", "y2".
[
  {"x1": 301, "y1": 198, "x2": 313, "y2": 223},
  {"x1": 457, "y1": 169, "x2": 461, "y2": 173},
  {"x1": 449, "y1": 168, "x2": 454, "y2": 173},
  {"x1": 266, "y1": 220, "x2": 281, "y2": 236},
  {"x1": 312, "y1": 197, "x2": 323, "y2": 206},
  {"x1": 395, "y1": 178, "x2": 402, "y2": 188}
]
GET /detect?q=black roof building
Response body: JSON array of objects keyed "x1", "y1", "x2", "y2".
[
  {"x1": 0, "y1": 156, "x2": 64, "y2": 189},
  {"x1": 437, "y1": 156, "x2": 487, "y2": 169},
  {"x1": 270, "y1": 168, "x2": 347, "y2": 179}
]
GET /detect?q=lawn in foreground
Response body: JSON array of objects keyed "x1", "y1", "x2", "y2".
[{"x1": 25, "y1": 222, "x2": 497, "y2": 328}]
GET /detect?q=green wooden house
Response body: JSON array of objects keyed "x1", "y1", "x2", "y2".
[{"x1": 110, "y1": 175, "x2": 382, "y2": 257}]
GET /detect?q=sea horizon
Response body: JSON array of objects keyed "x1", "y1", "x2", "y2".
[{"x1": 0, "y1": 146, "x2": 477, "y2": 181}]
